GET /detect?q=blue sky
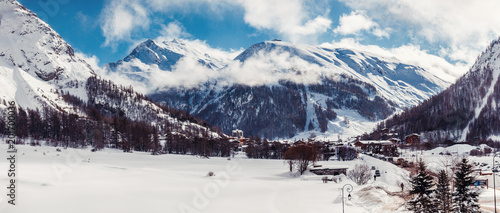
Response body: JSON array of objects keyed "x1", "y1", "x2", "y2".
[{"x1": 18, "y1": 0, "x2": 500, "y2": 79}]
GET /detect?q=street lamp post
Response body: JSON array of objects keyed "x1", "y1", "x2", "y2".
[
  {"x1": 341, "y1": 184, "x2": 353, "y2": 213},
  {"x1": 494, "y1": 153, "x2": 499, "y2": 213}
]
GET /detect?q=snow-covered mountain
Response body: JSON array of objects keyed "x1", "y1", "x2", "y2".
[
  {"x1": 110, "y1": 39, "x2": 452, "y2": 139},
  {"x1": 0, "y1": 0, "x2": 222, "y2": 143},
  {"x1": 0, "y1": 0, "x2": 94, "y2": 111},
  {"x1": 106, "y1": 39, "x2": 230, "y2": 83},
  {"x1": 234, "y1": 41, "x2": 450, "y2": 108},
  {"x1": 376, "y1": 38, "x2": 500, "y2": 142}
]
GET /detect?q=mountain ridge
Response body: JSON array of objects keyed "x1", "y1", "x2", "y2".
[{"x1": 109, "y1": 38, "x2": 453, "y2": 139}]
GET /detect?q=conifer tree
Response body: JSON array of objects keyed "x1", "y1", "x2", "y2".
[
  {"x1": 435, "y1": 170, "x2": 452, "y2": 213},
  {"x1": 407, "y1": 161, "x2": 436, "y2": 213},
  {"x1": 452, "y1": 157, "x2": 480, "y2": 212}
]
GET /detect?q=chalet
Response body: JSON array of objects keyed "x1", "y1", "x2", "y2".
[
  {"x1": 232, "y1": 129, "x2": 244, "y2": 139},
  {"x1": 354, "y1": 140, "x2": 398, "y2": 156},
  {"x1": 389, "y1": 138, "x2": 401, "y2": 144},
  {"x1": 354, "y1": 140, "x2": 393, "y2": 151},
  {"x1": 380, "y1": 128, "x2": 390, "y2": 135},
  {"x1": 309, "y1": 165, "x2": 349, "y2": 176},
  {"x1": 405, "y1": 133, "x2": 420, "y2": 145},
  {"x1": 229, "y1": 129, "x2": 249, "y2": 151}
]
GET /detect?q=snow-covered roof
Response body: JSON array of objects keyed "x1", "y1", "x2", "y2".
[
  {"x1": 355, "y1": 140, "x2": 393, "y2": 146},
  {"x1": 405, "y1": 133, "x2": 420, "y2": 138},
  {"x1": 310, "y1": 165, "x2": 349, "y2": 170}
]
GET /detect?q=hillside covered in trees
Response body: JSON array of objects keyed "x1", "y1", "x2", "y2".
[{"x1": 372, "y1": 38, "x2": 500, "y2": 144}]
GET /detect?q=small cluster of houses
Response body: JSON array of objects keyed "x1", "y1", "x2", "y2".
[
  {"x1": 229, "y1": 128, "x2": 422, "y2": 156},
  {"x1": 352, "y1": 133, "x2": 421, "y2": 155},
  {"x1": 228, "y1": 129, "x2": 426, "y2": 176}
]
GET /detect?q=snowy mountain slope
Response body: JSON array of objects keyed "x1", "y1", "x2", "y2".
[
  {"x1": 113, "y1": 40, "x2": 452, "y2": 139},
  {"x1": 106, "y1": 39, "x2": 230, "y2": 83},
  {"x1": 377, "y1": 38, "x2": 500, "y2": 142},
  {"x1": 0, "y1": 0, "x2": 224, "y2": 143},
  {"x1": 234, "y1": 41, "x2": 450, "y2": 108},
  {"x1": 0, "y1": 0, "x2": 94, "y2": 113}
]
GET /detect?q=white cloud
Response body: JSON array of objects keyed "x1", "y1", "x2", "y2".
[
  {"x1": 76, "y1": 51, "x2": 149, "y2": 94},
  {"x1": 338, "y1": 0, "x2": 500, "y2": 64},
  {"x1": 100, "y1": 0, "x2": 332, "y2": 46},
  {"x1": 235, "y1": 0, "x2": 332, "y2": 42},
  {"x1": 322, "y1": 38, "x2": 467, "y2": 82},
  {"x1": 100, "y1": 0, "x2": 151, "y2": 47},
  {"x1": 220, "y1": 50, "x2": 326, "y2": 87},
  {"x1": 372, "y1": 28, "x2": 391, "y2": 39},
  {"x1": 334, "y1": 11, "x2": 371, "y2": 35},
  {"x1": 75, "y1": 52, "x2": 100, "y2": 71},
  {"x1": 112, "y1": 42, "x2": 329, "y2": 91},
  {"x1": 156, "y1": 22, "x2": 190, "y2": 41},
  {"x1": 149, "y1": 57, "x2": 219, "y2": 89},
  {"x1": 333, "y1": 11, "x2": 390, "y2": 39}
]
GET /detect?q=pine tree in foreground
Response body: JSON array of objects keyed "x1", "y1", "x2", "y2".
[
  {"x1": 407, "y1": 161, "x2": 436, "y2": 213},
  {"x1": 435, "y1": 170, "x2": 452, "y2": 213},
  {"x1": 452, "y1": 157, "x2": 480, "y2": 213}
]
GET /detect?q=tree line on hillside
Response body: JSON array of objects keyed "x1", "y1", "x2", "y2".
[
  {"x1": 0, "y1": 76, "x2": 231, "y2": 157},
  {"x1": 370, "y1": 39, "x2": 500, "y2": 144},
  {"x1": 151, "y1": 74, "x2": 396, "y2": 139}
]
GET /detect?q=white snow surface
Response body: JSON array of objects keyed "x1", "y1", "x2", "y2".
[
  {"x1": 3, "y1": 143, "x2": 500, "y2": 212},
  {"x1": 0, "y1": 144, "x2": 412, "y2": 213},
  {"x1": 288, "y1": 108, "x2": 377, "y2": 142}
]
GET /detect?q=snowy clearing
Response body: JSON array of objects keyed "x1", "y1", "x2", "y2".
[
  {"x1": 2, "y1": 143, "x2": 500, "y2": 212},
  {"x1": 0, "y1": 144, "x2": 410, "y2": 213}
]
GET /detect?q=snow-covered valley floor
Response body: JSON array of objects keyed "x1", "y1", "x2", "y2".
[
  {"x1": 0, "y1": 143, "x2": 499, "y2": 213},
  {"x1": 0, "y1": 143, "x2": 411, "y2": 213}
]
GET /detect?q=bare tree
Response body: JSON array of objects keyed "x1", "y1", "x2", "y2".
[
  {"x1": 283, "y1": 143, "x2": 319, "y2": 175},
  {"x1": 283, "y1": 147, "x2": 297, "y2": 172},
  {"x1": 348, "y1": 164, "x2": 372, "y2": 185}
]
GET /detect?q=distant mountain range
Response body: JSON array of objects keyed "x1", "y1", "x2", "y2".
[
  {"x1": 107, "y1": 39, "x2": 452, "y2": 139},
  {"x1": 6, "y1": 0, "x2": 497, "y2": 143}
]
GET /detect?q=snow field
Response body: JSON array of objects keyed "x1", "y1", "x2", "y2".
[{"x1": 0, "y1": 144, "x2": 412, "y2": 213}]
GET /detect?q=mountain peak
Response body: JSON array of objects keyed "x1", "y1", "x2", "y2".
[
  {"x1": 107, "y1": 38, "x2": 229, "y2": 77},
  {"x1": 170, "y1": 38, "x2": 183, "y2": 45},
  {"x1": 0, "y1": 0, "x2": 97, "y2": 110},
  {"x1": 0, "y1": 0, "x2": 94, "y2": 81},
  {"x1": 142, "y1": 39, "x2": 158, "y2": 47}
]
